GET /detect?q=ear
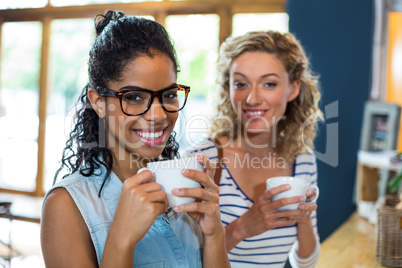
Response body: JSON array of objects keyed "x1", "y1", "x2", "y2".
[
  {"x1": 287, "y1": 79, "x2": 301, "y2": 102},
  {"x1": 88, "y1": 88, "x2": 106, "y2": 118}
]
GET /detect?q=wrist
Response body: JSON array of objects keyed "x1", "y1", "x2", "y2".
[
  {"x1": 296, "y1": 216, "x2": 312, "y2": 227},
  {"x1": 229, "y1": 217, "x2": 247, "y2": 241},
  {"x1": 203, "y1": 225, "x2": 225, "y2": 243}
]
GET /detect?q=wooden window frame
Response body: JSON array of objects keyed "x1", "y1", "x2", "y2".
[{"x1": 0, "y1": 0, "x2": 285, "y2": 197}]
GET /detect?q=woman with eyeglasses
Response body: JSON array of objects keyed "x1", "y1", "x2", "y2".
[
  {"x1": 41, "y1": 10, "x2": 229, "y2": 268},
  {"x1": 184, "y1": 31, "x2": 322, "y2": 267}
]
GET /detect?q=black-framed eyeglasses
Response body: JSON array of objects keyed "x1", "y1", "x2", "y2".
[{"x1": 96, "y1": 84, "x2": 190, "y2": 116}]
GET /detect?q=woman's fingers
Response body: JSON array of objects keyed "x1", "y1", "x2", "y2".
[
  {"x1": 305, "y1": 189, "x2": 317, "y2": 202},
  {"x1": 172, "y1": 187, "x2": 218, "y2": 203},
  {"x1": 259, "y1": 195, "x2": 305, "y2": 212},
  {"x1": 298, "y1": 202, "x2": 317, "y2": 211},
  {"x1": 263, "y1": 184, "x2": 291, "y2": 200},
  {"x1": 122, "y1": 171, "x2": 169, "y2": 209},
  {"x1": 173, "y1": 200, "x2": 219, "y2": 215},
  {"x1": 268, "y1": 217, "x2": 297, "y2": 228},
  {"x1": 181, "y1": 165, "x2": 218, "y2": 193},
  {"x1": 197, "y1": 155, "x2": 215, "y2": 179},
  {"x1": 124, "y1": 170, "x2": 155, "y2": 187}
]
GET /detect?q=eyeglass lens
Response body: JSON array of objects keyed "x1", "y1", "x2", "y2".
[{"x1": 121, "y1": 87, "x2": 186, "y2": 115}]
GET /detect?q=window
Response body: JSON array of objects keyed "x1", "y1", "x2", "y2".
[
  {"x1": 166, "y1": 14, "x2": 219, "y2": 148},
  {"x1": 44, "y1": 19, "x2": 94, "y2": 191},
  {"x1": 0, "y1": 22, "x2": 42, "y2": 192},
  {"x1": 232, "y1": 13, "x2": 289, "y2": 36},
  {"x1": 0, "y1": 0, "x2": 47, "y2": 9},
  {"x1": 50, "y1": 0, "x2": 161, "y2": 6}
]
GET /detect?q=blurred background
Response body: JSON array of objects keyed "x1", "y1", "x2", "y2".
[{"x1": 0, "y1": 0, "x2": 401, "y2": 267}]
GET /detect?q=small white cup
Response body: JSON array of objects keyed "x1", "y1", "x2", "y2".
[
  {"x1": 266, "y1": 176, "x2": 319, "y2": 211},
  {"x1": 145, "y1": 157, "x2": 203, "y2": 207}
]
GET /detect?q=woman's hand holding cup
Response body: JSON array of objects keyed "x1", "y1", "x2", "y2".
[
  {"x1": 292, "y1": 189, "x2": 318, "y2": 224},
  {"x1": 266, "y1": 176, "x2": 319, "y2": 224},
  {"x1": 145, "y1": 156, "x2": 223, "y2": 237},
  {"x1": 171, "y1": 155, "x2": 223, "y2": 237}
]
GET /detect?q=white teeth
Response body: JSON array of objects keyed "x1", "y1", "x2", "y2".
[
  {"x1": 247, "y1": 111, "x2": 264, "y2": 116},
  {"x1": 136, "y1": 130, "x2": 163, "y2": 140}
]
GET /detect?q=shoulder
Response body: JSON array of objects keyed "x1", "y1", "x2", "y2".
[
  {"x1": 42, "y1": 186, "x2": 84, "y2": 232},
  {"x1": 47, "y1": 169, "x2": 107, "y2": 201},
  {"x1": 293, "y1": 151, "x2": 318, "y2": 183},
  {"x1": 295, "y1": 151, "x2": 317, "y2": 165},
  {"x1": 41, "y1": 183, "x2": 98, "y2": 266},
  {"x1": 43, "y1": 187, "x2": 76, "y2": 215},
  {"x1": 41, "y1": 187, "x2": 85, "y2": 249},
  {"x1": 51, "y1": 171, "x2": 88, "y2": 189}
]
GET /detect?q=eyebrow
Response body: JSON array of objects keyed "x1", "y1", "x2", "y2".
[
  {"x1": 233, "y1": 72, "x2": 280, "y2": 79},
  {"x1": 118, "y1": 83, "x2": 177, "y2": 91}
]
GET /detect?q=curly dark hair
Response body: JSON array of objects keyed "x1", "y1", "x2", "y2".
[{"x1": 54, "y1": 10, "x2": 180, "y2": 194}]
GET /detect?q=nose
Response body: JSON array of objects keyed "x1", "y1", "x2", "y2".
[
  {"x1": 246, "y1": 86, "x2": 262, "y2": 106},
  {"x1": 143, "y1": 98, "x2": 167, "y2": 122}
]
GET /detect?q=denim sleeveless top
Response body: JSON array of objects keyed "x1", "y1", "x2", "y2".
[{"x1": 44, "y1": 167, "x2": 203, "y2": 267}]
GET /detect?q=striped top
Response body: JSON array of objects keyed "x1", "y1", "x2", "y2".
[{"x1": 183, "y1": 139, "x2": 320, "y2": 268}]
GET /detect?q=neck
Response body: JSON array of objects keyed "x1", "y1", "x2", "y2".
[
  {"x1": 110, "y1": 151, "x2": 150, "y2": 182},
  {"x1": 234, "y1": 131, "x2": 277, "y2": 158}
]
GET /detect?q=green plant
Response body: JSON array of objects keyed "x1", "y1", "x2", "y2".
[{"x1": 388, "y1": 152, "x2": 402, "y2": 193}]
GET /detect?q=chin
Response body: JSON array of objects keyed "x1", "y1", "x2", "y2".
[{"x1": 129, "y1": 147, "x2": 166, "y2": 161}]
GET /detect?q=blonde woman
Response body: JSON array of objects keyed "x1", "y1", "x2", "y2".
[{"x1": 184, "y1": 31, "x2": 322, "y2": 267}]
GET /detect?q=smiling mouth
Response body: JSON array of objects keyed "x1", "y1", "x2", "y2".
[
  {"x1": 243, "y1": 110, "x2": 267, "y2": 119},
  {"x1": 133, "y1": 127, "x2": 168, "y2": 146},
  {"x1": 135, "y1": 130, "x2": 164, "y2": 140}
]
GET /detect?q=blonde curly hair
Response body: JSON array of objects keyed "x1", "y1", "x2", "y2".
[{"x1": 210, "y1": 31, "x2": 322, "y2": 160}]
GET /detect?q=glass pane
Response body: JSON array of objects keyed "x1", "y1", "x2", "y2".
[
  {"x1": 0, "y1": 0, "x2": 47, "y2": 9},
  {"x1": 232, "y1": 13, "x2": 289, "y2": 37},
  {"x1": 0, "y1": 22, "x2": 42, "y2": 191},
  {"x1": 51, "y1": 0, "x2": 161, "y2": 6},
  {"x1": 44, "y1": 19, "x2": 94, "y2": 192},
  {"x1": 0, "y1": 218, "x2": 43, "y2": 266},
  {"x1": 166, "y1": 14, "x2": 219, "y2": 148}
]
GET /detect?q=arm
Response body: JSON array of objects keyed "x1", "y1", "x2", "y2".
[
  {"x1": 288, "y1": 210, "x2": 320, "y2": 268},
  {"x1": 41, "y1": 188, "x2": 99, "y2": 267},
  {"x1": 294, "y1": 205, "x2": 319, "y2": 258},
  {"x1": 289, "y1": 157, "x2": 320, "y2": 267},
  {"x1": 202, "y1": 217, "x2": 228, "y2": 268},
  {"x1": 41, "y1": 171, "x2": 168, "y2": 268},
  {"x1": 172, "y1": 155, "x2": 230, "y2": 268},
  {"x1": 223, "y1": 187, "x2": 307, "y2": 251}
]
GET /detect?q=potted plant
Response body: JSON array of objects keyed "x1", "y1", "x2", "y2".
[{"x1": 388, "y1": 152, "x2": 402, "y2": 195}]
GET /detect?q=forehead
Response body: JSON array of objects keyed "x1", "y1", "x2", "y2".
[
  {"x1": 110, "y1": 53, "x2": 177, "y2": 91},
  {"x1": 230, "y1": 51, "x2": 285, "y2": 73}
]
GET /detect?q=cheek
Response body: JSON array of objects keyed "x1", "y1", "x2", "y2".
[
  {"x1": 230, "y1": 91, "x2": 246, "y2": 111},
  {"x1": 266, "y1": 91, "x2": 288, "y2": 107},
  {"x1": 168, "y1": 112, "x2": 179, "y2": 126},
  {"x1": 106, "y1": 112, "x2": 138, "y2": 134}
]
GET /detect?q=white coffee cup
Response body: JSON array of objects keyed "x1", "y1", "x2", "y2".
[
  {"x1": 266, "y1": 176, "x2": 319, "y2": 211},
  {"x1": 144, "y1": 157, "x2": 203, "y2": 207}
]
